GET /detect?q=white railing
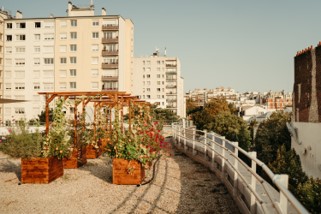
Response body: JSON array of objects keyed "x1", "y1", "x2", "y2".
[{"x1": 167, "y1": 121, "x2": 309, "y2": 214}]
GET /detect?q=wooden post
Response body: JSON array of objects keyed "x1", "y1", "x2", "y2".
[{"x1": 45, "y1": 94, "x2": 49, "y2": 135}]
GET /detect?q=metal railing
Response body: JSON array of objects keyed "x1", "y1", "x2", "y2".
[{"x1": 167, "y1": 120, "x2": 309, "y2": 214}]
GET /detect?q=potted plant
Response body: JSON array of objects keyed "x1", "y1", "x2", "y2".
[{"x1": 106, "y1": 104, "x2": 166, "y2": 185}]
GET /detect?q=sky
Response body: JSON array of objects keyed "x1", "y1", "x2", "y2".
[{"x1": 2, "y1": 0, "x2": 321, "y2": 93}]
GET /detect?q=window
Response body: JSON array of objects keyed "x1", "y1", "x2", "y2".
[
  {"x1": 5, "y1": 59, "x2": 12, "y2": 65},
  {"x1": 15, "y1": 83, "x2": 25, "y2": 90},
  {"x1": 70, "y1": 69, "x2": 76, "y2": 76},
  {"x1": 7, "y1": 23, "x2": 12, "y2": 29},
  {"x1": 43, "y1": 83, "x2": 53, "y2": 91},
  {"x1": 59, "y1": 70, "x2": 67, "y2": 77},
  {"x1": 34, "y1": 46, "x2": 40, "y2": 53},
  {"x1": 59, "y1": 82, "x2": 67, "y2": 90},
  {"x1": 91, "y1": 57, "x2": 98, "y2": 64},
  {"x1": 15, "y1": 70, "x2": 25, "y2": 78},
  {"x1": 33, "y1": 70, "x2": 40, "y2": 78},
  {"x1": 34, "y1": 34, "x2": 41, "y2": 40},
  {"x1": 70, "y1": 44, "x2": 77, "y2": 52},
  {"x1": 16, "y1": 46, "x2": 25, "y2": 53},
  {"x1": 15, "y1": 108, "x2": 25, "y2": 114},
  {"x1": 60, "y1": 21, "x2": 67, "y2": 27},
  {"x1": 70, "y1": 32, "x2": 77, "y2": 39},
  {"x1": 157, "y1": 88, "x2": 161, "y2": 92},
  {"x1": 5, "y1": 83, "x2": 11, "y2": 90},
  {"x1": 70, "y1": 82, "x2": 76, "y2": 89},
  {"x1": 147, "y1": 88, "x2": 151, "y2": 92},
  {"x1": 33, "y1": 83, "x2": 40, "y2": 90},
  {"x1": 92, "y1": 21, "x2": 99, "y2": 26},
  {"x1": 5, "y1": 47, "x2": 12, "y2": 54},
  {"x1": 91, "y1": 82, "x2": 99, "y2": 90},
  {"x1": 59, "y1": 45, "x2": 67, "y2": 52},
  {"x1": 44, "y1": 33, "x2": 54, "y2": 40},
  {"x1": 6, "y1": 35, "x2": 12, "y2": 41},
  {"x1": 92, "y1": 32, "x2": 99, "y2": 39},
  {"x1": 60, "y1": 33, "x2": 67, "y2": 40},
  {"x1": 35, "y1": 22, "x2": 41, "y2": 28},
  {"x1": 71, "y1": 20, "x2": 77, "y2": 27},
  {"x1": 15, "y1": 58, "x2": 25, "y2": 65},
  {"x1": 34, "y1": 58, "x2": 40, "y2": 65},
  {"x1": 44, "y1": 58, "x2": 54, "y2": 64},
  {"x1": 43, "y1": 70, "x2": 54, "y2": 78},
  {"x1": 43, "y1": 46, "x2": 54, "y2": 53},
  {"x1": 157, "y1": 81, "x2": 161, "y2": 85},
  {"x1": 5, "y1": 70, "x2": 11, "y2": 78},
  {"x1": 16, "y1": 34, "x2": 26, "y2": 41},
  {"x1": 147, "y1": 95, "x2": 151, "y2": 99},
  {"x1": 60, "y1": 57, "x2": 67, "y2": 64},
  {"x1": 16, "y1": 22, "x2": 26, "y2": 28},
  {"x1": 70, "y1": 57, "x2": 77, "y2": 64},
  {"x1": 91, "y1": 44, "x2": 99, "y2": 51},
  {"x1": 91, "y1": 69, "x2": 99, "y2": 77},
  {"x1": 147, "y1": 74, "x2": 151, "y2": 78}
]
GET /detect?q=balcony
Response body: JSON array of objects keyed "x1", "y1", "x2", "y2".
[
  {"x1": 166, "y1": 64, "x2": 177, "y2": 68},
  {"x1": 102, "y1": 87, "x2": 118, "y2": 91},
  {"x1": 102, "y1": 24, "x2": 119, "y2": 31},
  {"x1": 166, "y1": 85, "x2": 177, "y2": 89},
  {"x1": 102, "y1": 50, "x2": 118, "y2": 56},
  {"x1": 101, "y1": 75, "x2": 118, "y2": 81},
  {"x1": 102, "y1": 37, "x2": 118, "y2": 44},
  {"x1": 166, "y1": 78, "x2": 177, "y2": 82},
  {"x1": 102, "y1": 63, "x2": 118, "y2": 69}
]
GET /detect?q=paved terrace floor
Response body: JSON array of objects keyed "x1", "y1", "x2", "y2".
[{"x1": 0, "y1": 147, "x2": 240, "y2": 214}]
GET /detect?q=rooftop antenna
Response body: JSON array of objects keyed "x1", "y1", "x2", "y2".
[{"x1": 164, "y1": 47, "x2": 167, "y2": 56}]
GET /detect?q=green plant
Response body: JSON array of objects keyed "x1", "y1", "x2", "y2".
[
  {"x1": 106, "y1": 104, "x2": 166, "y2": 167},
  {"x1": 0, "y1": 120, "x2": 44, "y2": 158},
  {"x1": 42, "y1": 98, "x2": 72, "y2": 159}
]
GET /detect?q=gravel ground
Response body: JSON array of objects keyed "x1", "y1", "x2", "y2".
[{"x1": 0, "y1": 148, "x2": 240, "y2": 214}]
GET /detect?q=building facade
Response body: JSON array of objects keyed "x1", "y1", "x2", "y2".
[
  {"x1": 1, "y1": 2, "x2": 133, "y2": 124},
  {"x1": 290, "y1": 44, "x2": 321, "y2": 178},
  {"x1": 132, "y1": 50, "x2": 185, "y2": 118}
]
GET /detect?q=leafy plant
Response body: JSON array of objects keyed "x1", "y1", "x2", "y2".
[{"x1": 0, "y1": 121, "x2": 44, "y2": 158}]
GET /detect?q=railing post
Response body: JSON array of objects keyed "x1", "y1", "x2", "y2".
[
  {"x1": 192, "y1": 128, "x2": 196, "y2": 155},
  {"x1": 233, "y1": 141, "x2": 239, "y2": 198},
  {"x1": 249, "y1": 151, "x2": 257, "y2": 214},
  {"x1": 203, "y1": 130, "x2": 207, "y2": 159},
  {"x1": 278, "y1": 174, "x2": 289, "y2": 214},
  {"x1": 211, "y1": 134, "x2": 215, "y2": 166},
  {"x1": 221, "y1": 136, "x2": 226, "y2": 174},
  {"x1": 178, "y1": 126, "x2": 181, "y2": 147},
  {"x1": 183, "y1": 119, "x2": 186, "y2": 151}
]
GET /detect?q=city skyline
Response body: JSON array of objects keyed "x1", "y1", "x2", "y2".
[{"x1": 2, "y1": 0, "x2": 321, "y2": 93}]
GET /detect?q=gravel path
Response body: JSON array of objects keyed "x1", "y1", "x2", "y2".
[{"x1": 0, "y1": 148, "x2": 240, "y2": 214}]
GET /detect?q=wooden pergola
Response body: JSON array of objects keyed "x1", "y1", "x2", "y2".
[{"x1": 38, "y1": 91, "x2": 149, "y2": 143}]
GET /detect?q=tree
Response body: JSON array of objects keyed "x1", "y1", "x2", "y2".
[
  {"x1": 210, "y1": 111, "x2": 251, "y2": 151},
  {"x1": 38, "y1": 109, "x2": 53, "y2": 124},
  {"x1": 296, "y1": 178, "x2": 321, "y2": 214},
  {"x1": 254, "y1": 111, "x2": 291, "y2": 164},
  {"x1": 151, "y1": 105, "x2": 179, "y2": 124}
]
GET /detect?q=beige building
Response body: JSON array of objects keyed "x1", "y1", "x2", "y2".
[
  {"x1": 132, "y1": 50, "x2": 185, "y2": 118},
  {"x1": 1, "y1": 2, "x2": 133, "y2": 124}
]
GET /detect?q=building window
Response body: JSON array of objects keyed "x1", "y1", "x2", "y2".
[
  {"x1": 16, "y1": 46, "x2": 26, "y2": 53},
  {"x1": 59, "y1": 70, "x2": 67, "y2": 77},
  {"x1": 70, "y1": 69, "x2": 77, "y2": 76},
  {"x1": 91, "y1": 82, "x2": 99, "y2": 90},
  {"x1": 157, "y1": 81, "x2": 161, "y2": 85},
  {"x1": 15, "y1": 70, "x2": 25, "y2": 78},
  {"x1": 43, "y1": 70, "x2": 54, "y2": 78},
  {"x1": 16, "y1": 22, "x2": 26, "y2": 28},
  {"x1": 70, "y1": 32, "x2": 77, "y2": 39},
  {"x1": 16, "y1": 34, "x2": 26, "y2": 41},
  {"x1": 70, "y1": 44, "x2": 77, "y2": 52},
  {"x1": 59, "y1": 45, "x2": 67, "y2": 52},
  {"x1": 147, "y1": 74, "x2": 151, "y2": 78},
  {"x1": 60, "y1": 33, "x2": 67, "y2": 40},
  {"x1": 15, "y1": 108, "x2": 25, "y2": 114},
  {"x1": 15, "y1": 58, "x2": 25, "y2": 65},
  {"x1": 70, "y1": 82, "x2": 76, "y2": 89},
  {"x1": 91, "y1": 57, "x2": 98, "y2": 64},
  {"x1": 60, "y1": 21, "x2": 67, "y2": 27},
  {"x1": 147, "y1": 95, "x2": 151, "y2": 99},
  {"x1": 33, "y1": 70, "x2": 40, "y2": 78},
  {"x1": 147, "y1": 88, "x2": 151, "y2": 92},
  {"x1": 44, "y1": 58, "x2": 54, "y2": 64},
  {"x1": 59, "y1": 82, "x2": 67, "y2": 90},
  {"x1": 91, "y1": 44, "x2": 99, "y2": 52},
  {"x1": 34, "y1": 46, "x2": 40, "y2": 53},
  {"x1": 5, "y1": 83, "x2": 11, "y2": 90},
  {"x1": 34, "y1": 34, "x2": 41, "y2": 40},
  {"x1": 91, "y1": 69, "x2": 99, "y2": 77},
  {"x1": 70, "y1": 57, "x2": 77, "y2": 64},
  {"x1": 6, "y1": 35, "x2": 12, "y2": 41},
  {"x1": 7, "y1": 23, "x2": 12, "y2": 29},
  {"x1": 157, "y1": 88, "x2": 161, "y2": 92},
  {"x1": 43, "y1": 83, "x2": 54, "y2": 91},
  {"x1": 15, "y1": 83, "x2": 25, "y2": 90},
  {"x1": 71, "y1": 20, "x2": 77, "y2": 27},
  {"x1": 5, "y1": 47, "x2": 12, "y2": 54},
  {"x1": 92, "y1": 32, "x2": 99, "y2": 39},
  {"x1": 34, "y1": 58, "x2": 40, "y2": 65},
  {"x1": 35, "y1": 22, "x2": 41, "y2": 28},
  {"x1": 33, "y1": 83, "x2": 40, "y2": 90},
  {"x1": 157, "y1": 74, "x2": 161, "y2": 78},
  {"x1": 92, "y1": 21, "x2": 99, "y2": 26},
  {"x1": 60, "y1": 57, "x2": 67, "y2": 64},
  {"x1": 44, "y1": 33, "x2": 54, "y2": 40}
]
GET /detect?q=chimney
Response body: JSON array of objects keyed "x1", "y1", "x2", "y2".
[
  {"x1": 102, "y1": 7, "x2": 107, "y2": 15},
  {"x1": 16, "y1": 10, "x2": 23, "y2": 19}
]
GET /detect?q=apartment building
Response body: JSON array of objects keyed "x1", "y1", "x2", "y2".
[
  {"x1": 1, "y1": 2, "x2": 133, "y2": 124},
  {"x1": 290, "y1": 44, "x2": 321, "y2": 178},
  {"x1": 132, "y1": 50, "x2": 185, "y2": 118}
]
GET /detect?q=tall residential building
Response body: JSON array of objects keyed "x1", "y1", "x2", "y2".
[
  {"x1": 132, "y1": 50, "x2": 185, "y2": 118},
  {"x1": 290, "y1": 44, "x2": 321, "y2": 178},
  {"x1": 1, "y1": 2, "x2": 133, "y2": 124}
]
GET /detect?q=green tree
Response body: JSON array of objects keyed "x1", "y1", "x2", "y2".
[
  {"x1": 38, "y1": 109, "x2": 53, "y2": 124},
  {"x1": 254, "y1": 111, "x2": 291, "y2": 164},
  {"x1": 210, "y1": 111, "x2": 251, "y2": 151},
  {"x1": 296, "y1": 178, "x2": 321, "y2": 214}
]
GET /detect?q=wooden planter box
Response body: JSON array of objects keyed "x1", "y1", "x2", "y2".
[
  {"x1": 63, "y1": 147, "x2": 87, "y2": 169},
  {"x1": 21, "y1": 157, "x2": 63, "y2": 184},
  {"x1": 85, "y1": 145, "x2": 99, "y2": 159},
  {"x1": 112, "y1": 158, "x2": 145, "y2": 185},
  {"x1": 98, "y1": 138, "x2": 108, "y2": 155}
]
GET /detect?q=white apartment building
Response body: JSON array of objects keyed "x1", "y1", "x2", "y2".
[
  {"x1": 1, "y1": 2, "x2": 133, "y2": 124},
  {"x1": 132, "y1": 50, "x2": 185, "y2": 118}
]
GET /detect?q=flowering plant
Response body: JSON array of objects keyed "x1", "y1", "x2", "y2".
[{"x1": 106, "y1": 104, "x2": 166, "y2": 168}]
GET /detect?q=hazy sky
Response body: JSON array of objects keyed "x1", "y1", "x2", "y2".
[{"x1": 2, "y1": 0, "x2": 321, "y2": 93}]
